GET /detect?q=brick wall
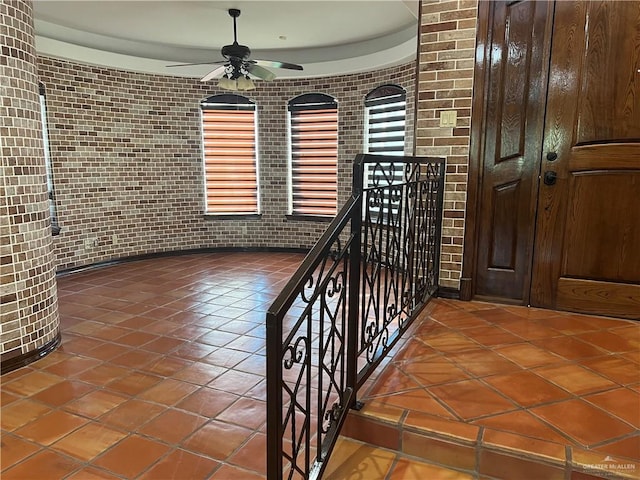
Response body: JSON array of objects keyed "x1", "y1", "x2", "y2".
[
  {"x1": 1, "y1": 0, "x2": 59, "y2": 360},
  {"x1": 415, "y1": 0, "x2": 478, "y2": 290},
  {"x1": 37, "y1": 57, "x2": 416, "y2": 271}
]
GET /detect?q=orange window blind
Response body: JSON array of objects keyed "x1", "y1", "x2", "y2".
[
  {"x1": 290, "y1": 105, "x2": 338, "y2": 216},
  {"x1": 201, "y1": 106, "x2": 258, "y2": 214}
]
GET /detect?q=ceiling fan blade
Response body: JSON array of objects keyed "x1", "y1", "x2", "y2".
[
  {"x1": 253, "y1": 59, "x2": 303, "y2": 71},
  {"x1": 246, "y1": 64, "x2": 276, "y2": 81},
  {"x1": 200, "y1": 65, "x2": 228, "y2": 82},
  {"x1": 167, "y1": 61, "x2": 226, "y2": 67}
]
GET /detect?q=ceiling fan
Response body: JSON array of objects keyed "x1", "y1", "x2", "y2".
[{"x1": 168, "y1": 8, "x2": 303, "y2": 90}]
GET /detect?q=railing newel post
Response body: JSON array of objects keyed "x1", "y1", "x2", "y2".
[
  {"x1": 347, "y1": 155, "x2": 364, "y2": 409},
  {"x1": 266, "y1": 310, "x2": 283, "y2": 480}
]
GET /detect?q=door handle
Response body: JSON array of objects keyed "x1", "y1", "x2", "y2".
[
  {"x1": 546, "y1": 151, "x2": 558, "y2": 161},
  {"x1": 543, "y1": 171, "x2": 557, "y2": 186}
]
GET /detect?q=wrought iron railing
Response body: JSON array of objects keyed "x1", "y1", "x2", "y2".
[{"x1": 266, "y1": 154, "x2": 445, "y2": 480}]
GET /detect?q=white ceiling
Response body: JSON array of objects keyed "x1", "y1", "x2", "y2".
[{"x1": 33, "y1": 0, "x2": 420, "y2": 80}]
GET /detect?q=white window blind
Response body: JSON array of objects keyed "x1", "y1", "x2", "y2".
[{"x1": 364, "y1": 85, "x2": 407, "y2": 222}]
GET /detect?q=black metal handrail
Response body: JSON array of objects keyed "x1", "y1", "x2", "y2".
[{"x1": 266, "y1": 154, "x2": 445, "y2": 480}]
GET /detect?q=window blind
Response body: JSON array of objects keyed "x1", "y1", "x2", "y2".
[
  {"x1": 364, "y1": 86, "x2": 407, "y2": 222},
  {"x1": 201, "y1": 98, "x2": 258, "y2": 215},
  {"x1": 289, "y1": 96, "x2": 338, "y2": 216}
]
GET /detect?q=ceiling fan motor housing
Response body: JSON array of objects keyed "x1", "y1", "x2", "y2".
[{"x1": 221, "y1": 43, "x2": 251, "y2": 61}]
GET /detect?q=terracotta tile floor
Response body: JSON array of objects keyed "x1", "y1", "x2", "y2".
[
  {"x1": 347, "y1": 299, "x2": 640, "y2": 479},
  {"x1": 1, "y1": 253, "x2": 639, "y2": 479}
]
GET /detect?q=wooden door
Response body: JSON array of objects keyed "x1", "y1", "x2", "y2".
[
  {"x1": 472, "y1": 0, "x2": 553, "y2": 301},
  {"x1": 530, "y1": 0, "x2": 640, "y2": 319}
]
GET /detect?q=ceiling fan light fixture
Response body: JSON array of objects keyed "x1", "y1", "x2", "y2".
[
  {"x1": 236, "y1": 75, "x2": 255, "y2": 91},
  {"x1": 218, "y1": 76, "x2": 237, "y2": 90}
]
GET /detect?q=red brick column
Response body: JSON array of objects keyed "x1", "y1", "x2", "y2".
[{"x1": 1, "y1": 0, "x2": 60, "y2": 371}]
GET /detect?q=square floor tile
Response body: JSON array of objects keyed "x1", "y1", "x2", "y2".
[
  {"x1": 595, "y1": 435, "x2": 640, "y2": 462},
  {"x1": 227, "y1": 432, "x2": 267, "y2": 475},
  {"x1": 447, "y1": 349, "x2": 522, "y2": 378},
  {"x1": 72, "y1": 363, "x2": 129, "y2": 385},
  {"x1": 1, "y1": 450, "x2": 81, "y2": 480},
  {"x1": 391, "y1": 338, "x2": 438, "y2": 362},
  {"x1": 0, "y1": 390, "x2": 21, "y2": 407},
  {"x1": 202, "y1": 348, "x2": 251, "y2": 369},
  {"x1": 138, "y1": 378, "x2": 199, "y2": 406},
  {"x1": 15, "y1": 409, "x2": 88, "y2": 446},
  {"x1": 494, "y1": 343, "x2": 565, "y2": 369},
  {"x1": 173, "y1": 362, "x2": 227, "y2": 385},
  {"x1": 2, "y1": 371, "x2": 64, "y2": 397},
  {"x1": 459, "y1": 325, "x2": 523, "y2": 347},
  {"x1": 138, "y1": 355, "x2": 192, "y2": 376},
  {"x1": 207, "y1": 370, "x2": 263, "y2": 395},
  {"x1": 365, "y1": 365, "x2": 424, "y2": 397},
  {"x1": 109, "y1": 350, "x2": 162, "y2": 369},
  {"x1": 63, "y1": 390, "x2": 129, "y2": 419},
  {"x1": 535, "y1": 315, "x2": 597, "y2": 334},
  {"x1": 114, "y1": 331, "x2": 159, "y2": 347},
  {"x1": 176, "y1": 388, "x2": 240, "y2": 417},
  {"x1": 533, "y1": 364, "x2": 617, "y2": 396},
  {"x1": 224, "y1": 335, "x2": 265, "y2": 353},
  {"x1": 531, "y1": 399, "x2": 635, "y2": 447},
  {"x1": 105, "y1": 371, "x2": 163, "y2": 396},
  {"x1": 83, "y1": 343, "x2": 131, "y2": 361},
  {"x1": 0, "y1": 434, "x2": 42, "y2": 471},
  {"x1": 581, "y1": 356, "x2": 640, "y2": 385},
  {"x1": 217, "y1": 397, "x2": 266, "y2": 430},
  {"x1": 94, "y1": 434, "x2": 171, "y2": 478},
  {"x1": 197, "y1": 330, "x2": 241, "y2": 347},
  {"x1": 139, "y1": 448, "x2": 220, "y2": 480},
  {"x1": 428, "y1": 379, "x2": 517, "y2": 420},
  {"x1": 366, "y1": 389, "x2": 456, "y2": 419},
  {"x1": 31, "y1": 380, "x2": 96, "y2": 407},
  {"x1": 584, "y1": 388, "x2": 640, "y2": 428},
  {"x1": 141, "y1": 336, "x2": 187, "y2": 354},
  {"x1": 531, "y1": 336, "x2": 607, "y2": 361},
  {"x1": 43, "y1": 355, "x2": 102, "y2": 378},
  {"x1": 183, "y1": 420, "x2": 253, "y2": 460},
  {"x1": 0, "y1": 399, "x2": 52, "y2": 431},
  {"x1": 138, "y1": 408, "x2": 208, "y2": 444},
  {"x1": 577, "y1": 331, "x2": 636, "y2": 353},
  {"x1": 400, "y1": 356, "x2": 470, "y2": 386},
  {"x1": 65, "y1": 467, "x2": 122, "y2": 479},
  {"x1": 417, "y1": 331, "x2": 481, "y2": 353},
  {"x1": 99, "y1": 399, "x2": 166, "y2": 431},
  {"x1": 498, "y1": 321, "x2": 564, "y2": 340},
  {"x1": 482, "y1": 370, "x2": 572, "y2": 407},
  {"x1": 51, "y1": 422, "x2": 126, "y2": 460}
]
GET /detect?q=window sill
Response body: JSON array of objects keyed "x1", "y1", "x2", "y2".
[
  {"x1": 203, "y1": 214, "x2": 262, "y2": 220},
  {"x1": 286, "y1": 214, "x2": 334, "y2": 223}
]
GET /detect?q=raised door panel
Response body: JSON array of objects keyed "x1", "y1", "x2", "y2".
[
  {"x1": 531, "y1": 0, "x2": 640, "y2": 319},
  {"x1": 474, "y1": 0, "x2": 552, "y2": 301}
]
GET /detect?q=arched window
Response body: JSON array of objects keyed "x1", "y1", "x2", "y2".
[
  {"x1": 288, "y1": 93, "x2": 338, "y2": 217},
  {"x1": 364, "y1": 84, "x2": 406, "y2": 156},
  {"x1": 200, "y1": 94, "x2": 259, "y2": 215},
  {"x1": 363, "y1": 85, "x2": 407, "y2": 222}
]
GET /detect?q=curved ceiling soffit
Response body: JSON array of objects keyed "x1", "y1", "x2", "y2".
[{"x1": 33, "y1": 3, "x2": 419, "y2": 80}]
